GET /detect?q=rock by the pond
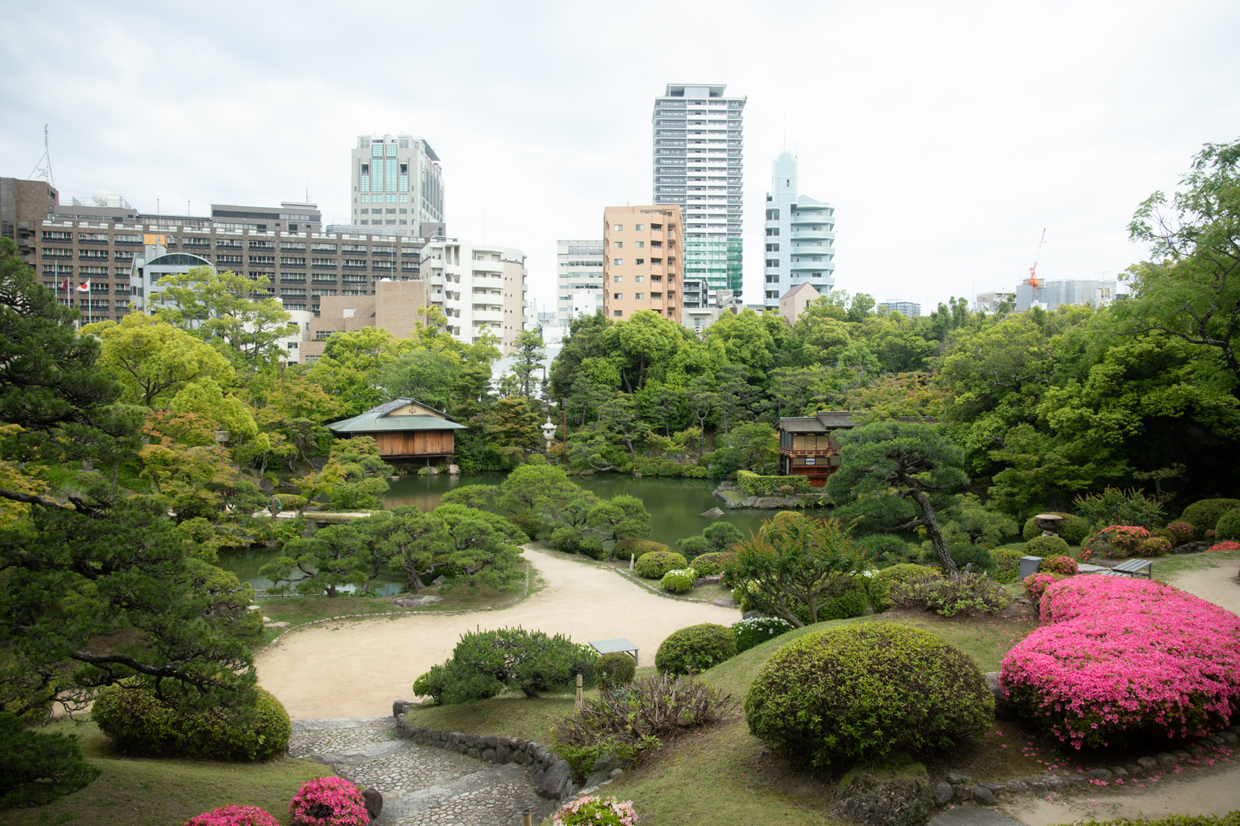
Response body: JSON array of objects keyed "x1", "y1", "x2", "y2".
[
  {"x1": 362, "y1": 786, "x2": 383, "y2": 821},
  {"x1": 701, "y1": 507, "x2": 725, "y2": 517},
  {"x1": 448, "y1": 464, "x2": 461, "y2": 475},
  {"x1": 393, "y1": 595, "x2": 444, "y2": 608}
]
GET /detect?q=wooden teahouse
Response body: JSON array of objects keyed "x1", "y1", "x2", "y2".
[
  {"x1": 777, "y1": 411, "x2": 857, "y2": 487},
  {"x1": 327, "y1": 398, "x2": 467, "y2": 467}
]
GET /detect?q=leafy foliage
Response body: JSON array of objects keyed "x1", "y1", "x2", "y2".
[
  {"x1": 867, "y1": 563, "x2": 942, "y2": 612},
  {"x1": 731, "y1": 616, "x2": 795, "y2": 653},
  {"x1": 552, "y1": 796, "x2": 639, "y2": 826},
  {"x1": 92, "y1": 685, "x2": 290, "y2": 761},
  {"x1": 288, "y1": 775, "x2": 368, "y2": 826},
  {"x1": 660, "y1": 568, "x2": 696, "y2": 594},
  {"x1": 991, "y1": 548, "x2": 1025, "y2": 584},
  {"x1": 722, "y1": 513, "x2": 865, "y2": 626},
  {"x1": 1021, "y1": 512, "x2": 1092, "y2": 545},
  {"x1": 654, "y1": 624, "x2": 737, "y2": 676},
  {"x1": 1180, "y1": 498, "x2": 1240, "y2": 539},
  {"x1": 412, "y1": 627, "x2": 595, "y2": 704},
  {"x1": 634, "y1": 550, "x2": 687, "y2": 579},
  {"x1": 1025, "y1": 534, "x2": 1071, "y2": 558},
  {"x1": 745, "y1": 623, "x2": 993, "y2": 769},
  {"x1": 0, "y1": 711, "x2": 100, "y2": 808},
  {"x1": 1073, "y1": 486, "x2": 1164, "y2": 530},
  {"x1": 594, "y1": 653, "x2": 636, "y2": 691},
  {"x1": 887, "y1": 570, "x2": 1011, "y2": 617},
  {"x1": 1215, "y1": 507, "x2": 1240, "y2": 540}
]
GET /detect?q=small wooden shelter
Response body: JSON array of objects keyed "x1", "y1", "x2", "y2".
[
  {"x1": 326, "y1": 398, "x2": 467, "y2": 465},
  {"x1": 777, "y1": 411, "x2": 857, "y2": 487}
]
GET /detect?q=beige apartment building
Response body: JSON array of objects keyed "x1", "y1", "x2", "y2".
[
  {"x1": 300, "y1": 279, "x2": 430, "y2": 363},
  {"x1": 601, "y1": 205, "x2": 682, "y2": 323}
]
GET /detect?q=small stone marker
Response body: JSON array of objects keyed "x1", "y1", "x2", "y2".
[
  {"x1": 393, "y1": 595, "x2": 443, "y2": 608},
  {"x1": 629, "y1": 554, "x2": 635, "y2": 571}
]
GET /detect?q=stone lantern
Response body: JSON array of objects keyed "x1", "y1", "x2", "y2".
[
  {"x1": 541, "y1": 418, "x2": 557, "y2": 453},
  {"x1": 1033, "y1": 513, "x2": 1064, "y2": 537}
]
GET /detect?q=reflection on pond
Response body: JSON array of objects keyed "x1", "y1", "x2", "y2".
[{"x1": 220, "y1": 471, "x2": 826, "y2": 593}]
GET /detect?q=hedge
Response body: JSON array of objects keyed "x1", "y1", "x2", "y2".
[{"x1": 736, "y1": 471, "x2": 811, "y2": 497}]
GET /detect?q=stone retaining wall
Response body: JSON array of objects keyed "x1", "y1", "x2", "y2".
[{"x1": 393, "y1": 715, "x2": 574, "y2": 801}]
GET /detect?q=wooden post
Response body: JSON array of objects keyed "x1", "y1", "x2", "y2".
[
  {"x1": 629, "y1": 553, "x2": 635, "y2": 571},
  {"x1": 523, "y1": 810, "x2": 533, "y2": 826},
  {"x1": 576, "y1": 673, "x2": 583, "y2": 710}
]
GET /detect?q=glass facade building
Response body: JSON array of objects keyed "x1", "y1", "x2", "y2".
[
  {"x1": 350, "y1": 135, "x2": 444, "y2": 237},
  {"x1": 652, "y1": 84, "x2": 745, "y2": 297}
]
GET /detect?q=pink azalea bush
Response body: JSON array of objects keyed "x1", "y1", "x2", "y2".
[
  {"x1": 1166, "y1": 521, "x2": 1195, "y2": 544},
  {"x1": 1040, "y1": 555, "x2": 1078, "y2": 576},
  {"x1": 185, "y1": 805, "x2": 279, "y2": 826},
  {"x1": 553, "y1": 796, "x2": 638, "y2": 826},
  {"x1": 288, "y1": 776, "x2": 368, "y2": 826},
  {"x1": 1022, "y1": 572, "x2": 1065, "y2": 604},
  {"x1": 1207, "y1": 540, "x2": 1240, "y2": 553},
  {"x1": 1081, "y1": 525, "x2": 1151, "y2": 560},
  {"x1": 1001, "y1": 576, "x2": 1240, "y2": 749}
]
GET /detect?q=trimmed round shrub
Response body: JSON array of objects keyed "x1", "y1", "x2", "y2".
[
  {"x1": 818, "y1": 575, "x2": 871, "y2": 621},
  {"x1": 1026, "y1": 535, "x2": 1070, "y2": 559},
  {"x1": 655, "y1": 623, "x2": 737, "y2": 675},
  {"x1": 186, "y1": 804, "x2": 280, "y2": 826},
  {"x1": 1180, "y1": 499, "x2": 1240, "y2": 540},
  {"x1": 888, "y1": 570, "x2": 1011, "y2": 617},
  {"x1": 1023, "y1": 572, "x2": 1066, "y2": 603},
  {"x1": 992, "y1": 548, "x2": 1025, "y2": 584},
  {"x1": 288, "y1": 775, "x2": 368, "y2": 826},
  {"x1": 1022, "y1": 513, "x2": 1091, "y2": 545},
  {"x1": 731, "y1": 616, "x2": 795, "y2": 653},
  {"x1": 1215, "y1": 508, "x2": 1240, "y2": 541},
  {"x1": 1040, "y1": 555, "x2": 1078, "y2": 575},
  {"x1": 745, "y1": 623, "x2": 993, "y2": 769},
  {"x1": 1166, "y1": 521, "x2": 1195, "y2": 545},
  {"x1": 687, "y1": 551, "x2": 731, "y2": 577},
  {"x1": 868, "y1": 563, "x2": 941, "y2": 612},
  {"x1": 614, "y1": 538, "x2": 673, "y2": 562},
  {"x1": 854, "y1": 534, "x2": 921, "y2": 567},
  {"x1": 594, "y1": 652, "x2": 636, "y2": 690},
  {"x1": 635, "y1": 550, "x2": 687, "y2": 579},
  {"x1": 1002, "y1": 576, "x2": 1240, "y2": 749},
  {"x1": 93, "y1": 686, "x2": 290, "y2": 762},
  {"x1": 1142, "y1": 536, "x2": 1172, "y2": 556},
  {"x1": 660, "y1": 568, "x2": 696, "y2": 594}
]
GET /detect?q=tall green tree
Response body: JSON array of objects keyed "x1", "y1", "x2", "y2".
[
  {"x1": 1123, "y1": 139, "x2": 1240, "y2": 393},
  {"x1": 827, "y1": 421, "x2": 968, "y2": 574},
  {"x1": 509, "y1": 329, "x2": 547, "y2": 400}
]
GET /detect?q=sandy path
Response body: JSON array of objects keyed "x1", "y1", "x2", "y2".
[
  {"x1": 255, "y1": 547, "x2": 737, "y2": 719},
  {"x1": 996, "y1": 559, "x2": 1240, "y2": 825}
]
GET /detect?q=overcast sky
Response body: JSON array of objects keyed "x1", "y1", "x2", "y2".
[{"x1": 3, "y1": 0, "x2": 1238, "y2": 314}]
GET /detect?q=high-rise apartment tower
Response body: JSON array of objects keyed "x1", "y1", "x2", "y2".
[
  {"x1": 350, "y1": 135, "x2": 444, "y2": 237},
  {"x1": 763, "y1": 151, "x2": 835, "y2": 309},
  {"x1": 652, "y1": 84, "x2": 745, "y2": 298}
]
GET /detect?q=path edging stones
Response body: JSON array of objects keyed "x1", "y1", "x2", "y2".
[{"x1": 394, "y1": 714, "x2": 577, "y2": 801}]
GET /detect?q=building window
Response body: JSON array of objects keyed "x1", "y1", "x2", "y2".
[
  {"x1": 614, "y1": 310, "x2": 623, "y2": 317},
  {"x1": 613, "y1": 293, "x2": 622, "y2": 299},
  {"x1": 635, "y1": 276, "x2": 644, "y2": 282},
  {"x1": 636, "y1": 224, "x2": 645, "y2": 230},
  {"x1": 635, "y1": 241, "x2": 644, "y2": 248},
  {"x1": 613, "y1": 259, "x2": 622, "y2": 266},
  {"x1": 635, "y1": 293, "x2": 644, "y2": 300},
  {"x1": 613, "y1": 241, "x2": 622, "y2": 249},
  {"x1": 612, "y1": 224, "x2": 622, "y2": 231},
  {"x1": 613, "y1": 276, "x2": 622, "y2": 282}
]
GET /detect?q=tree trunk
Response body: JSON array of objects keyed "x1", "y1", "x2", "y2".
[{"x1": 908, "y1": 487, "x2": 959, "y2": 575}]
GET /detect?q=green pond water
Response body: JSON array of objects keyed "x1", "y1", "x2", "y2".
[{"x1": 219, "y1": 472, "x2": 822, "y2": 593}]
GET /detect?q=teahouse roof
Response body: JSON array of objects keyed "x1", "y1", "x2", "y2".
[
  {"x1": 327, "y1": 398, "x2": 468, "y2": 434},
  {"x1": 778, "y1": 411, "x2": 857, "y2": 433}
]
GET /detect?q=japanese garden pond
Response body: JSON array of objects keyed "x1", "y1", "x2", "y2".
[{"x1": 218, "y1": 472, "x2": 825, "y2": 594}]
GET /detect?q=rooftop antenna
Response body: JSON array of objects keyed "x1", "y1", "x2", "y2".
[{"x1": 28, "y1": 124, "x2": 55, "y2": 187}]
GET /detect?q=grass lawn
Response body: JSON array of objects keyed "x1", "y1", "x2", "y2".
[
  {"x1": 1151, "y1": 548, "x2": 1240, "y2": 582},
  {"x1": 0, "y1": 721, "x2": 329, "y2": 826}
]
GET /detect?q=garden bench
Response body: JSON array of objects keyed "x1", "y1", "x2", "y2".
[
  {"x1": 1100, "y1": 558, "x2": 1154, "y2": 578},
  {"x1": 590, "y1": 637, "x2": 639, "y2": 666}
]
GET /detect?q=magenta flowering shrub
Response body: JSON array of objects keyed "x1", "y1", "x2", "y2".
[
  {"x1": 1001, "y1": 576, "x2": 1240, "y2": 749},
  {"x1": 1040, "y1": 555, "x2": 1078, "y2": 576},
  {"x1": 288, "y1": 776, "x2": 368, "y2": 826},
  {"x1": 1082, "y1": 525, "x2": 1150, "y2": 560},
  {"x1": 1166, "y1": 521, "x2": 1195, "y2": 544},
  {"x1": 185, "y1": 805, "x2": 280, "y2": 826},
  {"x1": 553, "y1": 796, "x2": 638, "y2": 826},
  {"x1": 1207, "y1": 540, "x2": 1240, "y2": 553},
  {"x1": 1022, "y1": 572, "x2": 1065, "y2": 604}
]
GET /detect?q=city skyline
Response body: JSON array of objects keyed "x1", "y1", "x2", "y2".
[{"x1": 2, "y1": 0, "x2": 1238, "y2": 316}]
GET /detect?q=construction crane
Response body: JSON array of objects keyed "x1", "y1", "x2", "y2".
[{"x1": 1028, "y1": 228, "x2": 1047, "y2": 289}]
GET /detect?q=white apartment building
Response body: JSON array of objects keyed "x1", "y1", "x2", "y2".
[
  {"x1": 763, "y1": 151, "x2": 835, "y2": 309},
  {"x1": 652, "y1": 83, "x2": 746, "y2": 297},
  {"x1": 350, "y1": 135, "x2": 444, "y2": 237},
  {"x1": 419, "y1": 239, "x2": 527, "y2": 353},
  {"x1": 556, "y1": 239, "x2": 604, "y2": 325}
]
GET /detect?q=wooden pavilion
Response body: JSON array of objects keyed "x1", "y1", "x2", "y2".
[{"x1": 326, "y1": 398, "x2": 467, "y2": 466}]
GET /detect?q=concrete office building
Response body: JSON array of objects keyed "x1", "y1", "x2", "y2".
[
  {"x1": 300, "y1": 279, "x2": 430, "y2": 364},
  {"x1": 556, "y1": 239, "x2": 604, "y2": 325},
  {"x1": 878, "y1": 300, "x2": 920, "y2": 317},
  {"x1": 1015, "y1": 279, "x2": 1116, "y2": 313},
  {"x1": 763, "y1": 152, "x2": 835, "y2": 309},
  {"x1": 419, "y1": 239, "x2": 527, "y2": 353},
  {"x1": 652, "y1": 83, "x2": 745, "y2": 297},
  {"x1": 973, "y1": 291, "x2": 1016, "y2": 314},
  {"x1": 602, "y1": 205, "x2": 682, "y2": 323},
  {"x1": 350, "y1": 135, "x2": 444, "y2": 237}
]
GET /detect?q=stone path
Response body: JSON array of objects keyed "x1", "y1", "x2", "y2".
[{"x1": 290, "y1": 718, "x2": 558, "y2": 826}]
